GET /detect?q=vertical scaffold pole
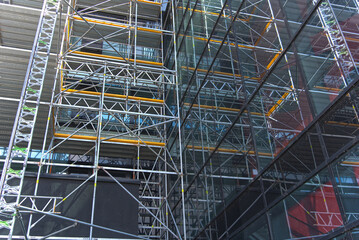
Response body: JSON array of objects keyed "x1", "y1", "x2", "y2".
[{"x1": 171, "y1": 0, "x2": 187, "y2": 238}]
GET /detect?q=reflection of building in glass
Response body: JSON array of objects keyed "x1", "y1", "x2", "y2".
[{"x1": 0, "y1": 0, "x2": 359, "y2": 239}]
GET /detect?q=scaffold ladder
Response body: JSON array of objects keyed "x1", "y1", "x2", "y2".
[
  {"x1": 314, "y1": 0, "x2": 357, "y2": 87},
  {"x1": 0, "y1": 0, "x2": 60, "y2": 236}
]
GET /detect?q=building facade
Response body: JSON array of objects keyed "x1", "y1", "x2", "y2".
[{"x1": 0, "y1": 0, "x2": 359, "y2": 239}]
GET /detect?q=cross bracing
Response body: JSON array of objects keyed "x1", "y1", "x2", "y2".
[{"x1": 1, "y1": 0, "x2": 359, "y2": 239}]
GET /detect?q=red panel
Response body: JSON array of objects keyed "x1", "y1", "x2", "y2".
[{"x1": 288, "y1": 182, "x2": 342, "y2": 238}]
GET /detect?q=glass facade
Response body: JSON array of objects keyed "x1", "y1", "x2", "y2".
[{"x1": 169, "y1": 0, "x2": 359, "y2": 239}]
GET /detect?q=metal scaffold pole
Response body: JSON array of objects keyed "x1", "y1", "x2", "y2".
[{"x1": 171, "y1": 0, "x2": 187, "y2": 237}]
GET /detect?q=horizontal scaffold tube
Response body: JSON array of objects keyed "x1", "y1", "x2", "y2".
[
  {"x1": 70, "y1": 51, "x2": 164, "y2": 66},
  {"x1": 186, "y1": 145, "x2": 272, "y2": 157},
  {"x1": 182, "y1": 66, "x2": 260, "y2": 81},
  {"x1": 54, "y1": 133, "x2": 165, "y2": 147},
  {"x1": 62, "y1": 88, "x2": 164, "y2": 103},
  {"x1": 183, "y1": 103, "x2": 263, "y2": 116},
  {"x1": 73, "y1": 16, "x2": 163, "y2": 34}
]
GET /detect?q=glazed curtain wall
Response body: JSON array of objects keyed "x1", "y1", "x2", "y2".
[{"x1": 169, "y1": 0, "x2": 359, "y2": 239}]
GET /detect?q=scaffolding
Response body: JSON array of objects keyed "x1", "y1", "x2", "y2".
[
  {"x1": 0, "y1": 0, "x2": 186, "y2": 239},
  {"x1": 1, "y1": 0, "x2": 359, "y2": 239}
]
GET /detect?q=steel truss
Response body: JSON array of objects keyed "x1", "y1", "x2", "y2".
[{"x1": 0, "y1": 0, "x2": 60, "y2": 236}]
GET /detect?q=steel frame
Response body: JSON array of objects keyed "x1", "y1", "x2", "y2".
[
  {"x1": 0, "y1": 0, "x2": 186, "y2": 239},
  {"x1": 0, "y1": 0, "x2": 60, "y2": 236},
  {"x1": 2, "y1": 0, "x2": 359, "y2": 239}
]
